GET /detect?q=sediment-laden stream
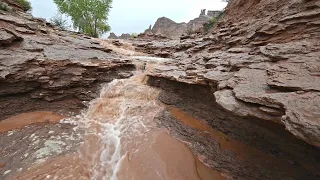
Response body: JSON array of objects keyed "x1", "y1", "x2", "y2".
[
  {"x1": 1, "y1": 0, "x2": 320, "y2": 178},
  {"x1": 1, "y1": 57, "x2": 319, "y2": 180},
  {"x1": 1, "y1": 58, "x2": 223, "y2": 180}
]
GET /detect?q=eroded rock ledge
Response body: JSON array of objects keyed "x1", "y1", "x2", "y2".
[
  {"x1": 0, "y1": 6, "x2": 135, "y2": 119},
  {"x1": 147, "y1": 76, "x2": 320, "y2": 180},
  {"x1": 142, "y1": 0, "x2": 320, "y2": 147}
]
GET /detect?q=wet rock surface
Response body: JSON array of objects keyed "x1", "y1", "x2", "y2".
[
  {"x1": 0, "y1": 122, "x2": 82, "y2": 180},
  {"x1": 141, "y1": 0, "x2": 320, "y2": 147},
  {"x1": 0, "y1": 6, "x2": 135, "y2": 119},
  {"x1": 0, "y1": 6, "x2": 137, "y2": 178},
  {"x1": 148, "y1": 77, "x2": 320, "y2": 180}
]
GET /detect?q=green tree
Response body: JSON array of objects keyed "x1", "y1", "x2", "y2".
[{"x1": 53, "y1": 0, "x2": 112, "y2": 37}]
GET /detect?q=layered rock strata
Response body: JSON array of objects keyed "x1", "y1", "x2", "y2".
[
  {"x1": 148, "y1": 76, "x2": 320, "y2": 180},
  {"x1": 0, "y1": 5, "x2": 135, "y2": 119},
  {"x1": 141, "y1": 0, "x2": 320, "y2": 147}
]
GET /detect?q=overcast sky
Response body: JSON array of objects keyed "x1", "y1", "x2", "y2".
[{"x1": 29, "y1": 0, "x2": 227, "y2": 36}]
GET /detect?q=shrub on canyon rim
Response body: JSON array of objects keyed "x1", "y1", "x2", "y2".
[
  {"x1": 50, "y1": 13, "x2": 69, "y2": 31},
  {"x1": 203, "y1": 11, "x2": 225, "y2": 33},
  {"x1": 15, "y1": 0, "x2": 32, "y2": 11},
  {"x1": 131, "y1": 33, "x2": 138, "y2": 38},
  {"x1": 0, "y1": 2, "x2": 10, "y2": 11},
  {"x1": 54, "y1": 0, "x2": 113, "y2": 38},
  {"x1": 204, "y1": 17, "x2": 217, "y2": 32}
]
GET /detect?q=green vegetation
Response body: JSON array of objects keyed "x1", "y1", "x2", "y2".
[
  {"x1": 54, "y1": 0, "x2": 113, "y2": 38},
  {"x1": 131, "y1": 33, "x2": 138, "y2": 38},
  {"x1": 15, "y1": 0, "x2": 32, "y2": 11},
  {"x1": 0, "y1": 2, "x2": 10, "y2": 11},
  {"x1": 203, "y1": 11, "x2": 225, "y2": 33},
  {"x1": 204, "y1": 17, "x2": 218, "y2": 33},
  {"x1": 50, "y1": 13, "x2": 69, "y2": 30},
  {"x1": 0, "y1": 0, "x2": 31, "y2": 12}
]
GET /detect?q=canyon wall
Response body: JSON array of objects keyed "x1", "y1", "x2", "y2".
[
  {"x1": 0, "y1": 1, "x2": 135, "y2": 119},
  {"x1": 137, "y1": 0, "x2": 320, "y2": 148}
]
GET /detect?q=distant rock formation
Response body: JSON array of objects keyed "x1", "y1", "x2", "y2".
[
  {"x1": 150, "y1": 9, "x2": 221, "y2": 39},
  {"x1": 207, "y1": 10, "x2": 221, "y2": 17},
  {"x1": 108, "y1": 32, "x2": 131, "y2": 39},
  {"x1": 200, "y1": 9, "x2": 206, "y2": 16},
  {"x1": 119, "y1": 33, "x2": 131, "y2": 39},
  {"x1": 151, "y1": 17, "x2": 188, "y2": 39},
  {"x1": 144, "y1": 25, "x2": 152, "y2": 33},
  {"x1": 108, "y1": 32, "x2": 118, "y2": 39}
]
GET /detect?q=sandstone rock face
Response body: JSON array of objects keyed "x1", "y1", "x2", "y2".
[
  {"x1": 136, "y1": 32, "x2": 168, "y2": 41},
  {"x1": 187, "y1": 16, "x2": 211, "y2": 33},
  {"x1": 0, "y1": 7, "x2": 135, "y2": 119},
  {"x1": 141, "y1": 0, "x2": 320, "y2": 147},
  {"x1": 151, "y1": 17, "x2": 187, "y2": 39},
  {"x1": 148, "y1": 76, "x2": 320, "y2": 180},
  {"x1": 150, "y1": 9, "x2": 222, "y2": 39}
]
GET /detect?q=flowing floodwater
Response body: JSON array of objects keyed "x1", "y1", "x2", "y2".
[
  {"x1": 5, "y1": 55, "x2": 318, "y2": 180},
  {"x1": 78, "y1": 73, "x2": 163, "y2": 180},
  {"x1": 11, "y1": 57, "x2": 222, "y2": 180}
]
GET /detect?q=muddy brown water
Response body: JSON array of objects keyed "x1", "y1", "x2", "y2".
[
  {"x1": 12, "y1": 132, "x2": 224, "y2": 180},
  {"x1": 5, "y1": 71, "x2": 226, "y2": 180},
  {"x1": 169, "y1": 107, "x2": 286, "y2": 162},
  {"x1": 0, "y1": 111, "x2": 65, "y2": 133},
  {"x1": 168, "y1": 106, "x2": 320, "y2": 178}
]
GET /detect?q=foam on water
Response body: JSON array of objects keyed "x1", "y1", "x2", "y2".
[
  {"x1": 69, "y1": 57, "x2": 169, "y2": 179},
  {"x1": 73, "y1": 74, "x2": 162, "y2": 180},
  {"x1": 130, "y1": 56, "x2": 172, "y2": 62}
]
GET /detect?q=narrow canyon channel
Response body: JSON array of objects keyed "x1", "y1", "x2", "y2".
[
  {"x1": 1, "y1": 56, "x2": 319, "y2": 180},
  {"x1": 0, "y1": 58, "x2": 226, "y2": 180},
  {"x1": 1, "y1": 0, "x2": 320, "y2": 179}
]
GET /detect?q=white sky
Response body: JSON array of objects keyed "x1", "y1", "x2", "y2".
[{"x1": 29, "y1": 0, "x2": 227, "y2": 36}]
